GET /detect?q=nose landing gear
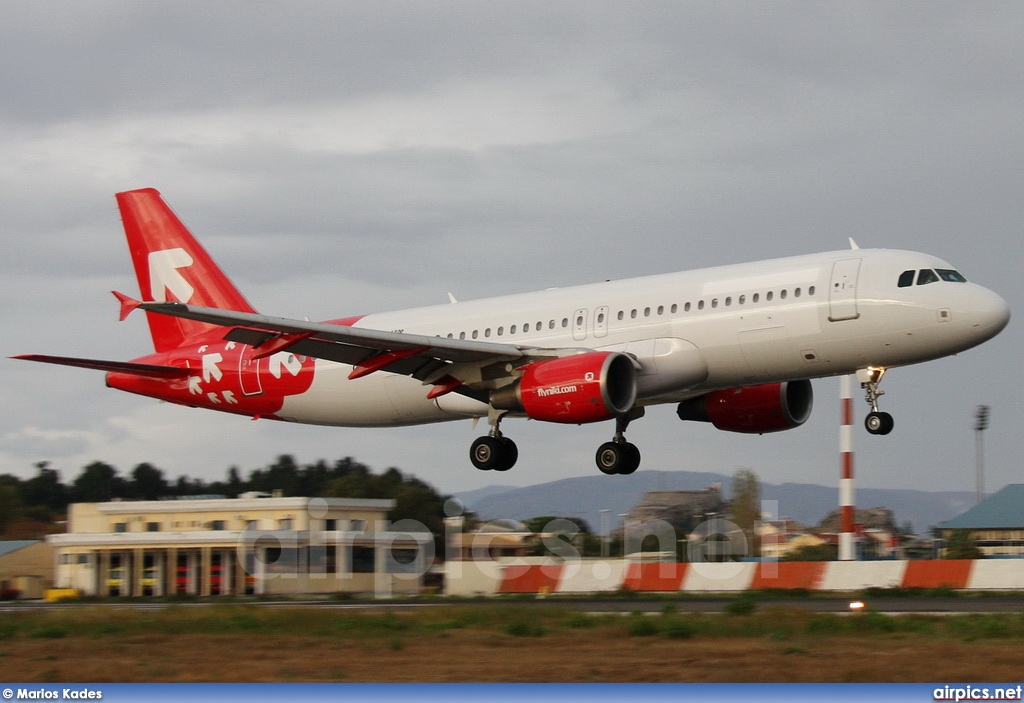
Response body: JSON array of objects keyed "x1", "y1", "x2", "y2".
[{"x1": 858, "y1": 367, "x2": 894, "y2": 435}]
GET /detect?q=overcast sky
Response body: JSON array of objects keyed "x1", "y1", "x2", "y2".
[{"x1": 2, "y1": 2, "x2": 1021, "y2": 507}]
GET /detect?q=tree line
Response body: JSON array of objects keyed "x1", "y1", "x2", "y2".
[{"x1": 0, "y1": 455, "x2": 451, "y2": 540}]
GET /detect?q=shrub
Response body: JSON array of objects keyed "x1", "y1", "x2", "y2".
[
  {"x1": 725, "y1": 595, "x2": 757, "y2": 616},
  {"x1": 663, "y1": 619, "x2": 695, "y2": 640},
  {"x1": 628, "y1": 617, "x2": 659, "y2": 637},
  {"x1": 504, "y1": 620, "x2": 545, "y2": 637}
]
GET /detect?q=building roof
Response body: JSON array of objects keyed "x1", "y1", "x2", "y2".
[
  {"x1": 941, "y1": 484, "x2": 1024, "y2": 529},
  {"x1": 0, "y1": 540, "x2": 40, "y2": 558}
]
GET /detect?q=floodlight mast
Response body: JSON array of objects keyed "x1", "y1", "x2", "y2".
[{"x1": 974, "y1": 405, "x2": 990, "y2": 504}]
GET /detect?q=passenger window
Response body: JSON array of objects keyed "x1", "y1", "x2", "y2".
[
  {"x1": 684, "y1": 302, "x2": 691, "y2": 312},
  {"x1": 739, "y1": 295, "x2": 746, "y2": 305},
  {"x1": 898, "y1": 270, "x2": 915, "y2": 288},
  {"x1": 698, "y1": 300, "x2": 705, "y2": 310},
  {"x1": 752, "y1": 293, "x2": 759, "y2": 303},
  {"x1": 917, "y1": 269, "x2": 939, "y2": 285},
  {"x1": 766, "y1": 291, "x2": 773, "y2": 301},
  {"x1": 644, "y1": 307, "x2": 651, "y2": 317},
  {"x1": 808, "y1": 286, "x2": 815, "y2": 296},
  {"x1": 510, "y1": 325, "x2": 517, "y2": 334},
  {"x1": 671, "y1": 304, "x2": 678, "y2": 313}
]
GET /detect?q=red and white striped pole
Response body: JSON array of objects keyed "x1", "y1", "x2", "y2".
[{"x1": 839, "y1": 374, "x2": 856, "y2": 561}]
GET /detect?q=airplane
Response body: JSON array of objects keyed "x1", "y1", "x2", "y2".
[{"x1": 14, "y1": 188, "x2": 1010, "y2": 475}]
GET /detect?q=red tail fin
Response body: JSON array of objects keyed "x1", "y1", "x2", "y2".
[{"x1": 116, "y1": 188, "x2": 257, "y2": 352}]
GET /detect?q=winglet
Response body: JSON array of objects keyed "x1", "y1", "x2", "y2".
[
  {"x1": 848, "y1": 237, "x2": 860, "y2": 250},
  {"x1": 112, "y1": 291, "x2": 142, "y2": 321}
]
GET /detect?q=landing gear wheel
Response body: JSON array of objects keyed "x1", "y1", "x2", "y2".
[
  {"x1": 470, "y1": 435, "x2": 518, "y2": 471},
  {"x1": 596, "y1": 441, "x2": 641, "y2": 475},
  {"x1": 865, "y1": 411, "x2": 894, "y2": 436}
]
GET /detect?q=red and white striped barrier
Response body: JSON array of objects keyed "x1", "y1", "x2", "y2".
[{"x1": 473, "y1": 558, "x2": 1024, "y2": 595}]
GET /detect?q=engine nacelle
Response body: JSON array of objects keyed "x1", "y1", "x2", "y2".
[
  {"x1": 676, "y1": 380, "x2": 813, "y2": 434},
  {"x1": 490, "y1": 351, "x2": 637, "y2": 424}
]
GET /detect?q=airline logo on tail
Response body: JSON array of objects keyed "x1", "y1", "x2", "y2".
[{"x1": 148, "y1": 248, "x2": 195, "y2": 303}]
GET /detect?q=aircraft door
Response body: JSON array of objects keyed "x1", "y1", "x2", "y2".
[
  {"x1": 573, "y1": 308, "x2": 588, "y2": 341},
  {"x1": 239, "y1": 355, "x2": 263, "y2": 396},
  {"x1": 829, "y1": 258, "x2": 861, "y2": 321},
  {"x1": 594, "y1": 306, "x2": 609, "y2": 338}
]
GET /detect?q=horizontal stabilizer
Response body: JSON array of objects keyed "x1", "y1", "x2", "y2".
[{"x1": 11, "y1": 354, "x2": 190, "y2": 378}]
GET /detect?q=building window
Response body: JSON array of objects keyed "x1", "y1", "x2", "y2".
[
  {"x1": 350, "y1": 546, "x2": 376, "y2": 573},
  {"x1": 323, "y1": 519, "x2": 337, "y2": 531},
  {"x1": 146, "y1": 522, "x2": 160, "y2": 532},
  {"x1": 389, "y1": 548, "x2": 419, "y2": 573},
  {"x1": 113, "y1": 523, "x2": 127, "y2": 533},
  {"x1": 278, "y1": 518, "x2": 292, "y2": 530},
  {"x1": 210, "y1": 520, "x2": 225, "y2": 530}
]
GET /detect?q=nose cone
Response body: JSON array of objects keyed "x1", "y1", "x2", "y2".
[{"x1": 971, "y1": 286, "x2": 1011, "y2": 342}]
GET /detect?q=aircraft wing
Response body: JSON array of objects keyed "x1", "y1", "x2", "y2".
[{"x1": 135, "y1": 300, "x2": 579, "y2": 397}]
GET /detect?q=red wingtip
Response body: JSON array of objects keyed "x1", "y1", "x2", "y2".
[{"x1": 112, "y1": 291, "x2": 142, "y2": 321}]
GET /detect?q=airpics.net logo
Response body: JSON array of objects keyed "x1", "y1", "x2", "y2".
[{"x1": 933, "y1": 685, "x2": 1023, "y2": 701}]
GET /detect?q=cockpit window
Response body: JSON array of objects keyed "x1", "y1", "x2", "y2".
[
  {"x1": 899, "y1": 268, "x2": 968, "y2": 288},
  {"x1": 936, "y1": 269, "x2": 967, "y2": 283}
]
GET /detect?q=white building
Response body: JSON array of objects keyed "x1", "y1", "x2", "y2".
[{"x1": 48, "y1": 495, "x2": 430, "y2": 598}]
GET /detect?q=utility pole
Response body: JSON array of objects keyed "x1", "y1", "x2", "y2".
[{"x1": 975, "y1": 405, "x2": 990, "y2": 504}]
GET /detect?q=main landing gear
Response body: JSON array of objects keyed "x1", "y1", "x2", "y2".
[
  {"x1": 595, "y1": 408, "x2": 644, "y2": 475},
  {"x1": 470, "y1": 410, "x2": 518, "y2": 472},
  {"x1": 469, "y1": 408, "x2": 646, "y2": 475},
  {"x1": 858, "y1": 367, "x2": 894, "y2": 436}
]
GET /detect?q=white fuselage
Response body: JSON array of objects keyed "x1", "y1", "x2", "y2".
[{"x1": 275, "y1": 248, "x2": 1009, "y2": 427}]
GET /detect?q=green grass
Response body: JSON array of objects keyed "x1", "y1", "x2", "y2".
[{"x1": 2, "y1": 603, "x2": 1024, "y2": 645}]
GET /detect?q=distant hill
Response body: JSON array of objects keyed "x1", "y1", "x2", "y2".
[{"x1": 453, "y1": 470, "x2": 975, "y2": 537}]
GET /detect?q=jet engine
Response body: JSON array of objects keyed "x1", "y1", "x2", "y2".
[
  {"x1": 676, "y1": 380, "x2": 813, "y2": 433},
  {"x1": 490, "y1": 351, "x2": 637, "y2": 424}
]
